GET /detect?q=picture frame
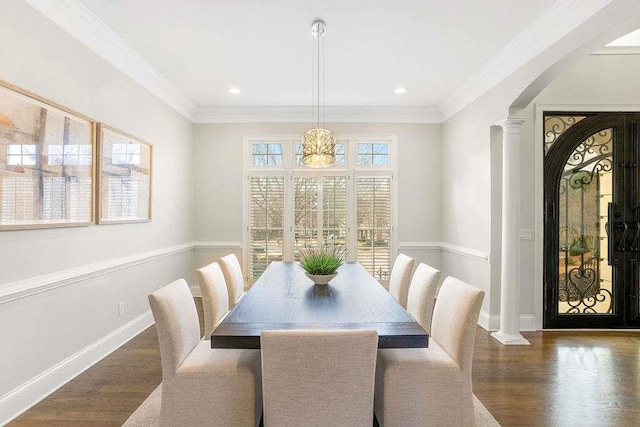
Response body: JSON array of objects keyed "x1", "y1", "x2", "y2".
[
  {"x1": 0, "y1": 80, "x2": 95, "y2": 231},
  {"x1": 96, "y1": 123, "x2": 153, "y2": 224}
]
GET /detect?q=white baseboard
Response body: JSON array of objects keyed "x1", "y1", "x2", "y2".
[
  {"x1": 0, "y1": 311, "x2": 154, "y2": 425},
  {"x1": 478, "y1": 311, "x2": 538, "y2": 331}
]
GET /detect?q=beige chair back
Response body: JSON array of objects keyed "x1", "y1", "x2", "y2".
[
  {"x1": 431, "y1": 276, "x2": 484, "y2": 375},
  {"x1": 388, "y1": 253, "x2": 415, "y2": 308},
  {"x1": 196, "y1": 262, "x2": 230, "y2": 337},
  {"x1": 406, "y1": 263, "x2": 441, "y2": 334},
  {"x1": 148, "y1": 279, "x2": 200, "y2": 382},
  {"x1": 261, "y1": 329, "x2": 378, "y2": 427},
  {"x1": 219, "y1": 253, "x2": 245, "y2": 306}
]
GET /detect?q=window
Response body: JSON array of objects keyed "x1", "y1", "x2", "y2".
[
  {"x1": 248, "y1": 176, "x2": 285, "y2": 278},
  {"x1": 7, "y1": 145, "x2": 36, "y2": 166},
  {"x1": 292, "y1": 175, "x2": 348, "y2": 260},
  {"x1": 112, "y1": 143, "x2": 141, "y2": 165},
  {"x1": 0, "y1": 82, "x2": 94, "y2": 230},
  {"x1": 356, "y1": 176, "x2": 392, "y2": 279},
  {"x1": 108, "y1": 176, "x2": 140, "y2": 219},
  {"x1": 252, "y1": 143, "x2": 283, "y2": 166},
  {"x1": 47, "y1": 144, "x2": 92, "y2": 166},
  {"x1": 97, "y1": 125, "x2": 152, "y2": 224},
  {"x1": 1, "y1": 177, "x2": 34, "y2": 222},
  {"x1": 244, "y1": 137, "x2": 396, "y2": 282},
  {"x1": 357, "y1": 142, "x2": 389, "y2": 166}
]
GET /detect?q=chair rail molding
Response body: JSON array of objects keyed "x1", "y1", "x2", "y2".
[
  {"x1": 192, "y1": 241, "x2": 243, "y2": 251},
  {"x1": 440, "y1": 242, "x2": 490, "y2": 263},
  {"x1": 0, "y1": 242, "x2": 194, "y2": 304}
]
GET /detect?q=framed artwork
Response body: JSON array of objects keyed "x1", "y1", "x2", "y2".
[
  {"x1": 0, "y1": 80, "x2": 95, "y2": 231},
  {"x1": 96, "y1": 123, "x2": 152, "y2": 224}
]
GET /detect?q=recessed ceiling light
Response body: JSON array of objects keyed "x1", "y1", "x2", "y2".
[
  {"x1": 228, "y1": 87, "x2": 241, "y2": 94},
  {"x1": 394, "y1": 87, "x2": 407, "y2": 95}
]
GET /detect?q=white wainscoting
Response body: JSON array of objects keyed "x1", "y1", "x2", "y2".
[
  {"x1": 0, "y1": 243, "x2": 194, "y2": 425},
  {"x1": 191, "y1": 241, "x2": 242, "y2": 297},
  {"x1": 0, "y1": 242, "x2": 194, "y2": 304},
  {"x1": 0, "y1": 312, "x2": 153, "y2": 425},
  {"x1": 0, "y1": 239, "x2": 531, "y2": 425},
  {"x1": 441, "y1": 244, "x2": 493, "y2": 331}
]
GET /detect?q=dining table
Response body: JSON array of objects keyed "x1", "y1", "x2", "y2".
[{"x1": 210, "y1": 261, "x2": 429, "y2": 349}]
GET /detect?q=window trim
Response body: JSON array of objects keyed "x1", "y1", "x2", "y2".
[{"x1": 242, "y1": 134, "x2": 398, "y2": 284}]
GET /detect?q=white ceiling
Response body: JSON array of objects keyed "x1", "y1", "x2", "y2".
[
  {"x1": 607, "y1": 29, "x2": 640, "y2": 46},
  {"x1": 78, "y1": 0, "x2": 557, "y2": 109}
]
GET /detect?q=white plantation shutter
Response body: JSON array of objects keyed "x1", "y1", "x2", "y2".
[
  {"x1": 322, "y1": 176, "x2": 348, "y2": 247},
  {"x1": 69, "y1": 177, "x2": 92, "y2": 222},
  {"x1": 356, "y1": 176, "x2": 392, "y2": 280},
  {"x1": 42, "y1": 177, "x2": 66, "y2": 221},
  {"x1": 108, "y1": 176, "x2": 139, "y2": 220},
  {"x1": 244, "y1": 137, "x2": 395, "y2": 283},
  {"x1": 1, "y1": 177, "x2": 34, "y2": 222},
  {"x1": 293, "y1": 176, "x2": 319, "y2": 259},
  {"x1": 249, "y1": 175, "x2": 285, "y2": 279},
  {"x1": 292, "y1": 175, "x2": 348, "y2": 261}
]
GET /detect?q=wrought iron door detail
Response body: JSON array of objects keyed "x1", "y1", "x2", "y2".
[
  {"x1": 544, "y1": 113, "x2": 640, "y2": 328},
  {"x1": 556, "y1": 128, "x2": 613, "y2": 315},
  {"x1": 544, "y1": 115, "x2": 587, "y2": 153}
]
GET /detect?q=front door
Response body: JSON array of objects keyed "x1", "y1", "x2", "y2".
[{"x1": 544, "y1": 112, "x2": 640, "y2": 328}]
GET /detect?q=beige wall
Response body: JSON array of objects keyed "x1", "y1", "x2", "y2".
[{"x1": 0, "y1": 0, "x2": 194, "y2": 419}]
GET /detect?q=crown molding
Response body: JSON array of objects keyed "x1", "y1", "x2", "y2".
[
  {"x1": 192, "y1": 106, "x2": 442, "y2": 124},
  {"x1": 27, "y1": 0, "x2": 614, "y2": 125},
  {"x1": 591, "y1": 46, "x2": 640, "y2": 55},
  {"x1": 24, "y1": 0, "x2": 197, "y2": 120},
  {"x1": 438, "y1": 0, "x2": 614, "y2": 122}
]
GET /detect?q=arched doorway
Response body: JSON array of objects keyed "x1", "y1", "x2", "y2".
[{"x1": 544, "y1": 112, "x2": 640, "y2": 328}]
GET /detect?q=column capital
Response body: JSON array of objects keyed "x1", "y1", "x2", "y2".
[
  {"x1": 496, "y1": 117, "x2": 527, "y2": 137},
  {"x1": 496, "y1": 117, "x2": 527, "y2": 134}
]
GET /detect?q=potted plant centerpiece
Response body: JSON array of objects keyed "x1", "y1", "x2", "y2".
[{"x1": 299, "y1": 246, "x2": 346, "y2": 285}]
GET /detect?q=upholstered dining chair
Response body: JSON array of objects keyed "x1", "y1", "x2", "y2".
[
  {"x1": 195, "y1": 262, "x2": 230, "y2": 338},
  {"x1": 388, "y1": 253, "x2": 415, "y2": 308},
  {"x1": 406, "y1": 263, "x2": 441, "y2": 334},
  {"x1": 219, "y1": 253, "x2": 246, "y2": 308},
  {"x1": 149, "y1": 279, "x2": 262, "y2": 427},
  {"x1": 374, "y1": 277, "x2": 485, "y2": 426},
  {"x1": 261, "y1": 329, "x2": 378, "y2": 427}
]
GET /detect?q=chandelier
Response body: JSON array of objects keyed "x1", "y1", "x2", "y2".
[{"x1": 302, "y1": 19, "x2": 336, "y2": 168}]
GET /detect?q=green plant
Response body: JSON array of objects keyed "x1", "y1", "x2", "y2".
[
  {"x1": 568, "y1": 235, "x2": 595, "y2": 256},
  {"x1": 299, "y1": 246, "x2": 346, "y2": 275}
]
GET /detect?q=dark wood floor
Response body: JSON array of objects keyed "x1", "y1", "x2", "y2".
[{"x1": 10, "y1": 300, "x2": 640, "y2": 426}]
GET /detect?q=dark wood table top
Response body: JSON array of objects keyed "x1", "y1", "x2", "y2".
[{"x1": 210, "y1": 261, "x2": 428, "y2": 349}]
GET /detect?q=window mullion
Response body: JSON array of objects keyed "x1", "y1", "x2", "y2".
[
  {"x1": 347, "y1": 171, "x2": 357, "y2": 262},
  {"x1": 283, "y1": 170, "x2": 294, "y2": 261},
  {"x1": 317, "y1": 176, "x2": 324, "y2": 248}
]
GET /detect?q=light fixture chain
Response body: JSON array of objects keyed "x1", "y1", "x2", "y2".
[
  {"x1": 317, "y1": 27, "x2": 320, "y2": 129},
  {"x1": 322, "y1": 33, "x2": 325, "y2": 128}
]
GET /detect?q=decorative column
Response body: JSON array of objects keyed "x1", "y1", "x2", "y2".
[{"x1": 491, "y1": 118, "x2": 530, "y2": 346}]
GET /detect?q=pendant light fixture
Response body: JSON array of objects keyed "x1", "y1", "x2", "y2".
[{"x1": 302, "y1": 19, "x2": 336, "y2": 168}]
